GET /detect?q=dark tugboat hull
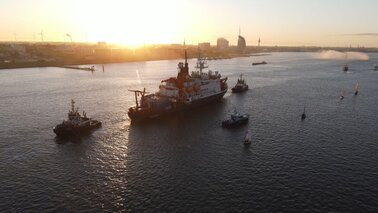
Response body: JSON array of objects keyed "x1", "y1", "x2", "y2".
[
  {"x1": 128, "y1": 90, "x2": 227, "y2": 121},
  {"x1": 222, "y1": 118, "x2": 249, "y2": 128},
  {"x1": 231, "y1": 85, "x2": 248, "y2": 93},
  {"x1": 53, "y1": 121, "x2": 101, "y2": 137},
  {"x1": 252, "y1": 61, "x2": 267, "y2": 66}
]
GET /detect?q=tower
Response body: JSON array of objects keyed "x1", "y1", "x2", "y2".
[{"x1": 237, "y1": 27, "x2": 246, "y2": 51}]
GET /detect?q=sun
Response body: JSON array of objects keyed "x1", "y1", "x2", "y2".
[{"x1": 72, "y1": 0, "x2": 183, "y2": 47}]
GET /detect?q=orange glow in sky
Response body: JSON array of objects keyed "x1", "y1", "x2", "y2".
[
  {"x1": 1, "y1": 0, "x2": 378, "y2": 47},
  {"x1": 72, "y1": 0, "x2": 184, "y2": 46}
]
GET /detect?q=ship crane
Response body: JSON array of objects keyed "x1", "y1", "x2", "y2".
[{"x1": 128, "y1": 88, "x2": 148, "y2": 108}]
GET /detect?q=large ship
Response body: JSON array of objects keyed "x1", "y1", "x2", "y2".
[{"x1": 128, "y1": 50, "x2": 228, "y2": 121}]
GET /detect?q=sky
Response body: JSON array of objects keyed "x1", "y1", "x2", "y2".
[{"x1": 1, "y1": 0, "x2": 378, "y2": 47}]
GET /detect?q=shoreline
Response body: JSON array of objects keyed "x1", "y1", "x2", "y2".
[
  {"x1": 0, "y1": 54, "x2": 250, "y2": 70},
  {"x1": 2, "y1": 44, "x2": 378, "y2": 70}
]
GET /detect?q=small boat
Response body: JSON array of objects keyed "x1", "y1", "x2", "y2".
[
  {"x1": 340, "y1": 90, "x2": 345, "y2": 100},
  {"x1": 53, "y1": 100, "x2": 101, "y2": 137},
  {"x1": 301, "y1": 104, "x2": 306, "y2": 120},
  {"x1": 354, "y1": 82, "x2": 359, "y2": 96},
  {"x1": 63, "y1": 65, "x2": 95, "y2": 72},
  {"x1": 343, "y1": 64, "x2": 349, "y2": 72},
  {"x1": 222, "y1": 111, "x2": 249, "y2": 128},
  {"x1": 244, "y1": 130, "x2": 251, "y2": 146},
  {"x1": 252, "y1": 61, "x2": 267, "y2": 66},
  {"x1": 231, "y1": 74, "x2": 248, "y2": 93}
]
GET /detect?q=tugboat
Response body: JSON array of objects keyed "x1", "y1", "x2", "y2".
[
  {"x1": 252, "y1": 61, "x2": 267, "y2": 66},
  {"x1": 222, "y1": 111, "x2": 249, "y2": 128},
  {"x1": 128, "y1": 49, "x2": 228, "y2": 121},
  {"x1": 231, "y1": 74, "x2": 249, "y2": 93},
  {"x1": 53, "y1": 100, "x2": 101, "y2": 136}
]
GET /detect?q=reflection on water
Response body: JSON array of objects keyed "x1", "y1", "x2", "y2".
[{"x1": 1, "y1": 53, "x2": 378, "y2": 211}]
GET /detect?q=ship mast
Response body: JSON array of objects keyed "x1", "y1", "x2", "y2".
[
  {"x1": 71, "y1": 99, "x2": 75, "y2": 112},
  {"x1": 195, "y1": 47, "x2": 208, "y2": 74},
  {"x1": 184, "y1": 40, "x2": 188, "y2": 75}
]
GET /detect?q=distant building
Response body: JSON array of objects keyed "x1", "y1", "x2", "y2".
[
  {"x1": 237, "y1": 28, "x2": 246, "y2": 51},
  {"x1": 198, "y1": 42, "x2": 211, "y2": 50},
  {"x1": 97, "y1": 41, "x2": 107, "y2": 46},
  {"x1": 237, "y1": 35, "x2": 246, "y2": 50},
  {"x1": 217, "y1": 37, "x2": 229, "y2": 50}
]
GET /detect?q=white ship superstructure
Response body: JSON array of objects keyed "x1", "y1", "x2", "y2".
[{"x1": 128, "y1": 49, "x2": 228, "y2": 121}]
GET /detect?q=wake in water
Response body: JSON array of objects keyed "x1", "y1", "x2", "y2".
[{"x1": 312, "y1": 50, "x2": 369, "y2": 60}]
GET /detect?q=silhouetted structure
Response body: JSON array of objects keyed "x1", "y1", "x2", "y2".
[
  {"x1": 237, "y1": 28, "x2": 246, "y2": 51},
  {"x1": 217, "y1": 37, "x2": 229, "y2": 50},
  {"x1": 198, "y1": 42, "x2": 211, "y2": 50}
]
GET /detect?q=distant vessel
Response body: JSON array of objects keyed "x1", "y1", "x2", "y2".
[
  {"x1": 62, "y1": 65, "x2": 95, "y2": 72},
  {"x1": 343, "y1": 64, "x2": 349, "y2": 72},
  {"x1": 222, "y1": 111, "x2": 249, "y2": 128},
  {"x1": 128, "y1": 49, "x2": 228, "y2": 121},
  {"x1": 354, "y1": 82, "x2": 359, "y2": 96},
  {"x1": 53, "y1": 100, "x2": 101, "y2": 136},
  {"x1": 231, "y1": 74, "x2": 249, "y2": 93},
  {"x1": 244, "y1": 130, "x2": 251, "y2": 146},
  {"x1": 301, "y1": 104, "x2": 306, "y2": 120},
  {"x1": 340, "y1": 90, "x2": 345, "y2": 100},
  {"x1": 252, "y1": 61, "x2": 267, "y2": 66}
]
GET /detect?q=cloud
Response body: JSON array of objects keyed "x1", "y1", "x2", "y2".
[{"x1": 340, "y1": 33, "x2": 378, "y2": 36}]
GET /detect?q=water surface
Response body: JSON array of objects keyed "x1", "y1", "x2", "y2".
[{"x1": 1, "y1": 52, "x2": 378, "y2": 212}]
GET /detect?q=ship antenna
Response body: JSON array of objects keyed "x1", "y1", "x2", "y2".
[{"x1": 71, "y1": 99, "x2": 75, "y2": 112}]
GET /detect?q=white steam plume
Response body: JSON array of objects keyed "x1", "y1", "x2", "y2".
[{"x1": 312, "y1": 50, "x2": 369, "y2": 61}]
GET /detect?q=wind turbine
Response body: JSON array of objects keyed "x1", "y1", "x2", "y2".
[
  {"x1": 39, "y1": 30, "x2": 44, "y2": 42},
  {"x1": 66, "y1": 33, "x2": 72, "y2": 43}
]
